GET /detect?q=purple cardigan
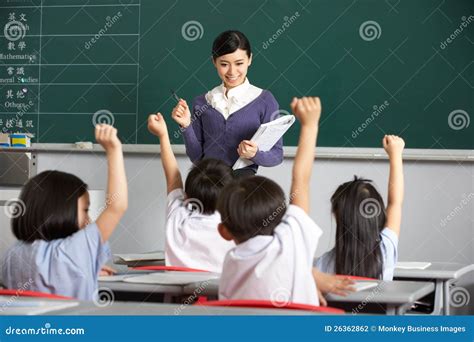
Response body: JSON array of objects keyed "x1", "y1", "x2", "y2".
[{"x1": 182, "y1": 90, "x2": 284, "y2": 171}]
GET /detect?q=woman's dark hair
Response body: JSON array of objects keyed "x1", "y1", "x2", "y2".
[
  {"x1": 217, "y1": 176, "x2": 286, "y2": 243},
  {"x1": 185, "y1": 159, "x2": 233, "y2": 215},
  {"x1": 212, "y1": 30, "x2": 252, "y2": 60},
  {"x1": 331, "y1": 176, "x2": 386, "y2": 279},
  {"x1": 12, "y1": 170, "x2": 88, "y2": 242}
]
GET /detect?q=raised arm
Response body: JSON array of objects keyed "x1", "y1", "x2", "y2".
[
  {"x1": 148, "y1": 113, "x2": 183, "y2": 194},
  {"x1": 383, "y1": 135, "x2": 405, "y2": 236},
  {"x1": 95, "y1": 124, "x2": 128, "y2": 242},
  {"x1": 289, "y1": 97, "x2": 322, "y2": 213}
]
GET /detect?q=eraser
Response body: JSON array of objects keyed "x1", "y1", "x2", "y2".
[{"x1": 75, "y1": 141, "x2": 93, "y2": 150}]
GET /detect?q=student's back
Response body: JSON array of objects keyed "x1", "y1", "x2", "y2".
[
  {"x1": 2, "y1": 125, "x2": 128, "y2": 300},
  {"x1": 315, "y1": 136, "x2": 405, "y2": 280},
  {"x1": 148, "y1": 115, "x2": 234, "y2": 273},
  {"x1": 216, "y1": 97, "x2": 323, "y2": 305}
]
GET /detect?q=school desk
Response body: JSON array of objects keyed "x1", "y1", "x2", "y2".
[
  {"x1": 182, "y1": 279, "x2": 435, "y2": 315},
  {"x1": 0, "y1": 296, "x2": 331, "y2": 315},
  {"x1": 98, "y1": 271, "x2": 219, "y2": 303},
  {"x1": 394, "y1": 262, "x2": 474, "y2": 315},
  {"x1": 325, "y1": 280, "x2": 435, "y2": 315},
  {"x1": 98, "y1": 279, "x2": 184, "y2": 303}
]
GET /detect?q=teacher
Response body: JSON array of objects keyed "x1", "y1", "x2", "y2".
[{"x1": 172, "y1": 30, "x2": 283, "y2": 177}]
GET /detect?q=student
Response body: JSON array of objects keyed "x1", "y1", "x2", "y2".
[
  {"x1": 148, "y1": 113, "x2": 234, "y2": 273},
  {"x1": 216, "y1": 97, "x2": 323, "y2": 304},
  {"x1": 315, "y1": 135, "x2": 405, "y2": 280},
  {"x1": 1, "y1": 125, "x2": 127, "y2": 300},
  {"x1": 172, "y1": 30, "x2": 283, "y2": 177}
]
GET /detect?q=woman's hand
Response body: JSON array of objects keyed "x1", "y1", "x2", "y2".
[
  {"x1": 237, "y1": 140, "x2": 258, "y2": 159},
  {"x1": 171, "y1": 99, "x2": 191, "y2": 128}
]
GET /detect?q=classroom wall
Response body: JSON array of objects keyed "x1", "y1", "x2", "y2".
[{"x1": 3, "y1": 150, "x2": 473, "y2": 313}]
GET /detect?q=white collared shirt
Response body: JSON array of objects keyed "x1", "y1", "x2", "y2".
[
  {"x1": 165, "y1": 189, "x2": 235, "y2": 273},
  {"x1": 205, "y1": 78, "x2": 263, "y2": 119},
  {"x1": 219, "y1": 205, "x2": 322, "y2": 305}
]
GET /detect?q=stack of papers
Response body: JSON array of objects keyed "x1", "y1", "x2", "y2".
[{"x1": 233, "y1": 115, "x2": 295, "y2": 170}]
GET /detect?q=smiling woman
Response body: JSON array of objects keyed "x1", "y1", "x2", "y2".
[{"x1": 171, "y1": 30, "x2": 284, "y2": 177}]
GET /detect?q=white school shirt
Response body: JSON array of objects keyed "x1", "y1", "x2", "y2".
[
  {"x1": 219, "y1": 205, "x2": 322, "y2": 305},
  {"x1": 205, "y1": 78, "x2": 263, "y2": 119},
  {"x1": 165, "y1": 189, "x2": 234, "y2": 273},
  {"x1": 314, "y1": 227, "x2": 399, "y2": 280}
]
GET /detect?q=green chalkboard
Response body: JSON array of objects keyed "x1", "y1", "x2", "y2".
[{"x1": 0, "y1": 0, "x2": 472, "y2": 148}]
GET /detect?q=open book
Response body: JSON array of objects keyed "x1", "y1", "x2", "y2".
[{"x1": 232, "y1": 115, "x2": 296, "y2": 170}]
